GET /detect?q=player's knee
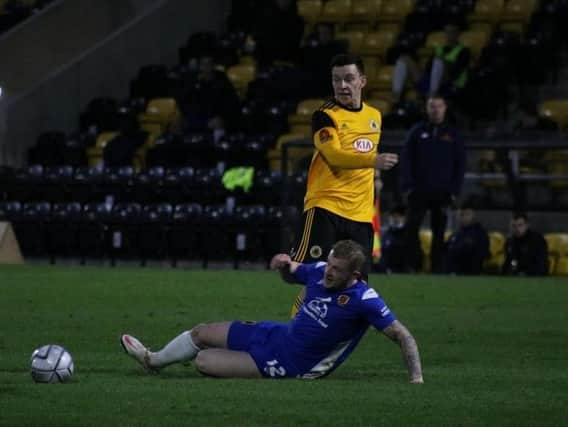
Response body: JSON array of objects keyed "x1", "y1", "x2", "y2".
[
  {"x1": 194, "y1": 351, "x2": 214, "y2": 376},
  {"x1": 190, "y1": 323, "x2": 208, "y2": 348}
]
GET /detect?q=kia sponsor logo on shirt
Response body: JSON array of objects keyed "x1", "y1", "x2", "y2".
[{"x1": 352, "y1": 138, "x2": 374, "y2": 152}]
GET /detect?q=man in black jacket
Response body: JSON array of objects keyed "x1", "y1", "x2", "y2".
[
  {"x1": 399, "y1": 95, "x2": 466, "y2": 273},
  {"x1": 445, "y1": 201, "x2": 489, "y2": 275},
  {"x1": 502, "y1": 212, "x2": 548, "y2": 276}
]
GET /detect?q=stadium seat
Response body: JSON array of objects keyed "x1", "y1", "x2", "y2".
[
  {"x1": 298, "y1": 0, "x2": 322, "y2": 28},
  {"x1": 484, "y1": 231, "x2": 506, "y2": 273},
  {"x1": 230, "y1": 205, "x2": 267, "y2": 268},
  {"x1": 468, "y1": 0, "x2": 505, "y2": 30},
  {"x1": 376, "y1": 0, "x2": 414, "y2": 33},
  {"x1": 226, "y1": 63, "x2": 256, "y2": 99},
  {"x1": 366, "y1": 98, "x2": 392, "y2": 115},
  {"x1": 499, "y1": 0, "x2": 537, "y2": 33},
  {"x1": 419, "y1": 229, "x2": 432, "y2": 272},
  {"x1": 320, "y1": 0, "x2": 352, "y2": 28},
  {"x1": 458, "y1": 29, "x2": 491, "y2": 63},
  {"x1": 369, "y1": 65, "x2": 395, "y2": 92},
  {"x1": 268, "y1": 133, "x2": 313, "y2": 174},
  {"x1": 87, "y1": 131, "x2": 120, "y2": 167},
  {"x1": 544, "y1": 233, "x2": 568, "y2": 275},
  {"x1": 137, "y1": 97, "x2": 181, "y2": 136},
  {"x1": 46, "y1": 202, "x2": 82, "y2": 263},
  {"x1": 335, "y1": 30, "x2": 365, "y2": 54},
  {"x1": 349, "y1": 0, "x2": 382, "y2": 26},
  {"x1": 288, "y1": 98, "x2": 325, "y2": 130},
  {"x1": 168, "y1": 202, "x2": 203, "y2": 266},
  {"x1": 417, "y1": 30, "x2": 446, "y2": 64},
  {"x1": 359, "y1": 30, "x2": 398, "y2": 62},
  {"x1": 537, "y1": 99, "x2": 568, "y2": 131},
  {"x1": 138, "y1": 203, "x2": 173, "y2": 266},
  {"x1": 107, "y1": 202, "x2": 142, "y2": 265},
  {"x1": 11, "y1": 201, "x2": 51, "y2": 258},
  {"x1": 78, "y1": 202, "x2": 111, "y2": 264}
]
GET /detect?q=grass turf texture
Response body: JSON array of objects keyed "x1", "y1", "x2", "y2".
[{"x1": 1, "y1": 265, "x2": 567, "y2": 427}]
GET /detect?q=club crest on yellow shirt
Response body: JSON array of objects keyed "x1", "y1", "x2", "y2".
[{"x1": 309, "y1": 245, "x2": 323, "y2": 259}]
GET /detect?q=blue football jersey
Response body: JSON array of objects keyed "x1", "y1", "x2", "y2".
[{"x1": 283, "y1": 262, "x2": 397, "y2": 378}]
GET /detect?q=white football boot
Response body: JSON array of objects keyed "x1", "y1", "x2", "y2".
[{"x1": 120, "y1": 334, "x2": 159, "y2": 373}]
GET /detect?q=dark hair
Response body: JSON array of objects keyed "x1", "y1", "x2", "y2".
[
  {"x1": 330, "y1": 53, "x2": 365, "y2": 75},
  {"x1": 389, "y1": 204, "x2": 407, "y2": 216},
  {"x1": 330, "y1": 240, "x2": 366, "y2": 273},
  {"x1": 512, "y1": 211, "x2": 528, "y2": 222}
]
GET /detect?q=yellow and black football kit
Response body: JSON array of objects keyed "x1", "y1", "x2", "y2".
[{"x1": 290, "y1": 98, "x2": 383, "y2": 317}]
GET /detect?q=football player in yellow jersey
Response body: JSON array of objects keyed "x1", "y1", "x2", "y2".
[{"x1": 290, "y1": 54, "x2": 399, "y2": 317}]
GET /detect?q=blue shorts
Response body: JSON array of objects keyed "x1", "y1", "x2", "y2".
[{"x1": 227, "y1": 321, "x2": 300, "y2": 379}]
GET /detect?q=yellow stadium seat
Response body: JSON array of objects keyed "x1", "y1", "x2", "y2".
[
  {"x1": 544, "y1": 233, "x2": 568, "y2": 275},
  {"x1": 419, "y1": 229, "x2": 432, "y2": 272},
  {"x1": 86, "y1": 131, "x2": 120, "y2": 167},
  {"x1": 226, "y1": 63, "x2": 256, "y2": 99},
  {"x1": 500, "y1": 0, "x2": 537, "y2": 24},
  {"x1": 537, "y1": 99, "x2": 568, "y2": 131},
  {"x1": 268, "y1": 133, "x2": 313, "y2": 173},
  {"x1": 359, "y1": 30, "x2": 398, "y2": 61},
  {"x1": 369, "y1": 65, "x2": 395, "y2": 91},
  {"x1": 366, "y1": 98, "x2": 392, "y2": 115},
  {"x1": 320, "y1": 0, "x2": 352, "y2": 27},
  {"x1": 417, "y1": 30, "x2": 446, "y2": 62},
  {"x1": 298, "y1": 0, "x2": 323, "y2": 25},
  {"x1": 288, "y1": 98, "x2": 326, "y2": 127},
  {"x1": 336, "y1": 30, "x2": 365, "y2": 53},
  {"x1": 349, "y1": 0, "x2": 383, "y2": 29},
  {"x1": 138, "y1": 97, "x2": 181, "y2": 135},
  {"x1": 376, "y1": 0, "x2": 414, "y2": 31},
  {"x1": 484, "y1": 231, "x2": 505, "y2": 272},
  {"x1": 459, "y1": 29, "x2": 490, "y2": 63},
  {"x1": 468, "y1": 0, "x2": 505, "y2": 30},
  {"x1": 555, "y1": 257, "x2": 568, "y2": 276}
]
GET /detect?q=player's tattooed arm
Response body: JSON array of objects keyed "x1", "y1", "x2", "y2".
[
  {"x1": 270, "y1": 254, "x2": 301, "y2": 284},
  {"x1": 382, "y1": 320, "x2": 424, "y2": 384}
]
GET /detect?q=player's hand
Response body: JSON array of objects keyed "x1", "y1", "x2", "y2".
[
  {"x1": 375, "y1": 153, "x2": 399, "y2": 170},
  {"x1": 270, "y1": 254, "x2": 292, "y2": 270}
]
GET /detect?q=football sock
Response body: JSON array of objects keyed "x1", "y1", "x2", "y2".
[{"x1": 149, "y1": 330, "x2": 200, "y2": 368}]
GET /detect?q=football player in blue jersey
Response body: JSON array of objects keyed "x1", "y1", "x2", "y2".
[{"x1": 121, "y1": 240, "x2": 423, "y2": 382}]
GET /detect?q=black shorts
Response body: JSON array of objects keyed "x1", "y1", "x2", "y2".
[{"x1": 290, "y1": 207, "x2": 373, "y2": 278}]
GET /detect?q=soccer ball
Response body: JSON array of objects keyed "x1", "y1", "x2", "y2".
[{"x1": 30, "y1": 344, "x2": 74, "y2": 383}]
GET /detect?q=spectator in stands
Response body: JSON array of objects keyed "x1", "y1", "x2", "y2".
[
  {"x1": 248, "y1": 0, "x2": 304, "y2": 68},
  {"x1": 502, "y1": 212, "x2": 548, "y2": 276},
  {"x1": 376, "y1": 204, "x2": 422, "y2": 274},
  {"x1": 176, "y1": 55, "x2": 241, "y2": 140},
  {"x1": 391, "y1": 23, "x2": 470, "y2": 107},
  {"x1": 399, "y1": 95, "x2": 466, "y2": 274},
  {"x1": 445, "y1": 201, "x2": 489, "y2": 275},
  {"x1": 301, "y1": 22, "x2": 348, "y2": 97}
]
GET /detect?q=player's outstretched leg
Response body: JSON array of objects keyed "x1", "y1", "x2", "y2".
[{"x1": 120, "y1": 334, "x2": 159, "y2": 373}]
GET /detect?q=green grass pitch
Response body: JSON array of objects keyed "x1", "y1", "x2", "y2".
[{"x1": 1, "y1": 265, "x2": 567, "y2": 426}]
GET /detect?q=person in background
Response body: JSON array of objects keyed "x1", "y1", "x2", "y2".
[
  {"x1": 445, "y1": 201, "x2": 489, "y2": 275},
  {"x1": 176, "y1": 55, "x2": 241, "y2": 140},
  {"x1": 502, "y1": 212, "x2": 548, "y2": 276},
  {"x1": 376, "y1": 204, "x2": 422, "y2": 274},
  {"x1": 399, "y1": 95, "x2": 466, "y2": 273},
  {"x1": 391, "y1": 23, "x2": 470, "y2": 106}
]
